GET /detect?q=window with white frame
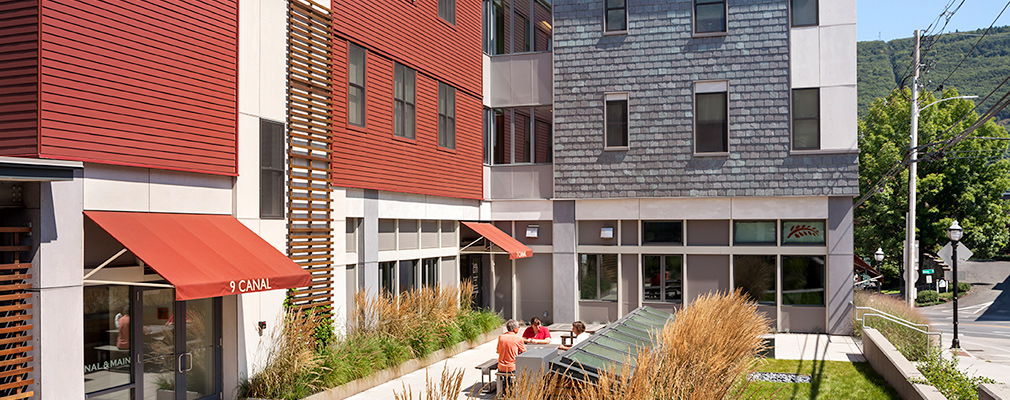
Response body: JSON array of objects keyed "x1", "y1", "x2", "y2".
[
  {"x1": 792, "y1": 88, "x2": 820, "y2": 150},
  {"x1": 605, "y1": 93, "x2": 629, "y2": 148},
  {"x1": 694, "y1": 81, "x2": 728, "y2": 153},
  {"x1": 604, "y1": 0, "x2": 627, "y2": 32},
  {"x1": 394, "y1": 63, "x2": 416, "y2": 139}
]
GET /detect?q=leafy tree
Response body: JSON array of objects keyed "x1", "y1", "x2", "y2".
[{"x1": 857, "y1": 88, "x2": 1010, "y2": 279}]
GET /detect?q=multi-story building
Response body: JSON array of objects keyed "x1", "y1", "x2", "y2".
[
  {"x1": 478, "y1": 0, "x2": 858, "y2": 334},
  {"x1": 0, "y1": 0, "x2": 857, "y2": 398}
]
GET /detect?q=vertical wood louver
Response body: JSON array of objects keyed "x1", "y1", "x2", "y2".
[
  {"x1": 0, "y1": 227, "x2": 33, "y2": 399},
  {"x1": 287, "y1": 0, "x2": 335, "y2": 313}
]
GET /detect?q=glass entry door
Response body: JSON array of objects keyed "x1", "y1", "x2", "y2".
[{"x1": 139, "y1": 289, "x2": 221, "y2": 400}]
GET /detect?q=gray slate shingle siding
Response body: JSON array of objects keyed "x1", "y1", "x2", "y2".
[{"x1": 552, "y1": 0, "x2": 859, "y2": 199}]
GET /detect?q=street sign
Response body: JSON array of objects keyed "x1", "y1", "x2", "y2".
[
  {"x1": 922, "y1": 269, "x2": 934, "y2": 274},
  {"x1": 938, "y1": 242, "x2": 973, "y2": 268},
  {"x1": 926, "y1": 275, "x2": 933, "y2": 284}
]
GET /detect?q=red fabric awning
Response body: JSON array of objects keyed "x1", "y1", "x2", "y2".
[
  {"x1": 85, "y1": 211, "x2": 311, "y2": 301},
  {"x1": 462, "y1": 221, "x2": 533, "y2": 260}
]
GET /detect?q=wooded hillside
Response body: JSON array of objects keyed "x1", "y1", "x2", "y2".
[{"x1": 858, "y1": 26, "x2": 1010, "y2": 123}]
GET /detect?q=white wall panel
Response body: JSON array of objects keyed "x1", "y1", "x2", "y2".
[
  {"x1": 730, "y1": 197, "x2": 828, "y2": 219},
  {"x1": 790, "y1": 27, "x2": 820, "y2": 88},
  {"x1": 82, "y1": 164, "x2": 150, "y2": 212},
  {"x1": 819, "y1": 0, "x2": 857, "y2": 26},
  {"x1": 640, "y1": 198, "x2": 731, "y2": 220},
  {"x1": 149, "y1": 170, "x2": 232, "y2": 214},
  {"x1": 260, "y1": 0, "x2": 288, "y2": 121},
  {"x1": 238, "y1": 0, "x2": 261, "y2": 115},
  {"x1": 820, "y1": 85, "x2": 858, "y2": 151},
  {"x1": 490, "y1": 199, "x2": 554, "y2": 220},
  {"x1": 819, "y1": 24, "x2": 857, "y2": 87},
  {"x1": 235, "y1": 114, "x2": 260, "y2": 219},
  {"x1": 575, "y1": 199, "x2": 639, "y2": 220}
]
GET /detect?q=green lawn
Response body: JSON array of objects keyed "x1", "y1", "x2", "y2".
[{"x1": 742, "y1": 359, "x2": 899, "y2": 399}]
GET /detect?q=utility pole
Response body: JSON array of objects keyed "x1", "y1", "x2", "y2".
[{"x1": 906, "y1": 29, "x2": 920, "y2": 308}]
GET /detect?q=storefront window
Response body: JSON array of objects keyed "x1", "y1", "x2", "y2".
[
  {"x1": 421, "y1": 258, "x2": 439, "y2": 287},
  {"x1": 642, "y1": 255, "x2": 683, "y2": 303},
  {"x1": 379, "y1": 261, "x2": 395, "y2": 294},
  {"x1": 579, "y1": 254, "x2": 618, "y2": 301},
  {"x1": 642, "y1": 221, "x2": 683, "y2": 245},
  {"x1": 782, "y1": 256, "x2": 825, "y2": 306},
  {"x1": 84, "y1": 285, "x2": 133, "y2": 395},
  {"x1": 733, "y1": 255, "x2": 776, "y2": 305},
  {"x1": 733, "y1": 221, "x2": 776, "y2": 245},
  {"x1": 781, "y1": 220, "x2": 826, "y2": 245}
]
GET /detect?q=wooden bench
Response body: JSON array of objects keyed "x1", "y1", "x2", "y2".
[{"x1": 475, "y1": 358, "x2": 498, "y2": 392}]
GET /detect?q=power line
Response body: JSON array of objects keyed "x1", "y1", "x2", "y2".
[{"x1": 935, "y1": 0, "x2": 1010, "y2": 92}]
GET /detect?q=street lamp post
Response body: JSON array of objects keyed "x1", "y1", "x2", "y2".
[
  {"x1": 948, "y1": 220, "x2": 963, "y2": 349},
  {"x1": 875, "y1": 248, "x2": 885, "y2": 292}
]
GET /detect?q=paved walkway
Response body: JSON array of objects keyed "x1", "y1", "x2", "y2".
[{"x1": 343, "y1": 333, "x2": 865, "y2": 400}]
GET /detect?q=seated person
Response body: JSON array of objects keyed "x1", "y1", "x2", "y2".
[
  {"x1": 521, "y1": 317, "x2": 551, "y2": 344},
  {"x1": 558, "y1": 321, "x2": 590, "y2": 351}
]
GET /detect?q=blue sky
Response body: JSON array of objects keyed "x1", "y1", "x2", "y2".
[{"x1": 858, "y1": 0, "x2": 1010, "y2": 42}]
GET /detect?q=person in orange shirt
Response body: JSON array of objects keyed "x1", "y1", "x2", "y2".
[{"x1": 496, "y1": 319, "x2": 525, "y2": 392}]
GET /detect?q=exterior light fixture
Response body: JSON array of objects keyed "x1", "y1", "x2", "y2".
[
  {"x1": 526, "y1": 224, "x2": 539, "y2": 239},
  {"x1": 948, "y1": 220, "x2": 963, "y2": 349},
  {"x1": 600, "y1": 226, "x2": 614, "y2": 239},
  {"x1": 874, "y1": 248, "x2": 884, "y2": 263}
]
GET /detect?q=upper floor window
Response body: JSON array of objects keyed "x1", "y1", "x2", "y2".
[
  {"x1": 605, "y1": 93, "x2": 629, "y2": 148},
  {"x1": 605, "y1": 0, "x2": 627, "y2": 32},
  {"x1": 792, "y1": 88, "x2": 820, "y2": 150},
  {"x1": 694, "y1": 0, "x2": 726, "y2": 35},
  {"x1": 439, "y1": 0, "x2": 456, "y2": 25},
  {"x1": 694, "y1": 81, "x2": 728, "y2": 154},
  {"x1": 348, "y1": 43, "x2": 366, "y2": 127},
  {"x1": 394, "y1": 63, "x2": 416, "y2": 139},
  {"x1": 260, "y1": 119, "x2": 284, "y2": 219},
  {"x1": 438, "y1": 82, "x2": 456, "y2": 149},
  {"x1": 484, "y1": 0, "x2": 553, "y2": 55},
  {"x1": 791, "y1": 0, "x2": 818, "y2": 27},
  {"x1": 488, "y1": 107, "x2": 552, "y2": 165}
]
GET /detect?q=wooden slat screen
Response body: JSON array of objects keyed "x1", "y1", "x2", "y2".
[
  {"x1": 287, "y1": 0, "x2": 335, "y2": 313},
  {"x1": 0, "y1": 227, "x2": 33, "y2": 399}
]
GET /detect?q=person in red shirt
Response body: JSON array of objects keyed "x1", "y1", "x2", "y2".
[
  {"x1": 496, "y1": 319, "x2": 526, "y2": 392},
  {"x1": 521, "y1": 317, "x2": 551, "y2": 344}
]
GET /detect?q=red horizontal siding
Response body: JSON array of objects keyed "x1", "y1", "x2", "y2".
[
  {"x1": 0, "y1": 0, "x2": 40, "y2": 156},
  {"x1": 332, "y1": 0, "x2": 482, "y2": 97},
  {"x1": 37, "y1": 0, "x2": 238, "y2": 175},
  {"x1": 331, "y1": 37, "x2": 483, "y2": 200}
]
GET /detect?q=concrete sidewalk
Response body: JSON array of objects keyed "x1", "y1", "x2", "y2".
[
  {"x1": 342, "y1": 333, "x2": 866, "y2": 400},
  {"x1": 948, "y1": 349, "x2": 1010, "y2": 383}
]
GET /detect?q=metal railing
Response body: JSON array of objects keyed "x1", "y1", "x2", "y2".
[{"x1": 853, "y1": 302, "x2": 942, "y2": 355}]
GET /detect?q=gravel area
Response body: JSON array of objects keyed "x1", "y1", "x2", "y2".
[{"x1": 747, "y1": 372, "x2": 812, "y2": 383}]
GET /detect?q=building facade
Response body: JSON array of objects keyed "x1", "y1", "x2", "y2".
[{"x1": 480, "y1": 0, "x2": 858, "y2": 334}]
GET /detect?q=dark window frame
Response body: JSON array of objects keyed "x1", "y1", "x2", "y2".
[
  {"x1": 693, "y1": 0, "x2": 727, "y2": 35},
  {"x1": 348, "y1": 43, "x2": 366, "y2": 127},
  {"x1": 782, "y1": 255, "x2": 826, "y2": 306},
  {"x1": 438, "y1": 82, "x2": 457, "y2": 149},
  {"x1": 604, "y1": 0, "x2": 628, "y2": 33},
  {"x1": 732, "y1": 220, "x2": 778, "y2": 246},
  {"x1": 642, "y1": 254, "x2": 684, "y2": 303},
  {"x1": 781, "y1": 220, "x2": 827, "y2": 246},
  {"x1": 733, "y1": 255, "x2": 778, "y2": 305},
  {"x1": 790, "y1": 0, "x2": 818, "y2": 27},
  {"x1": 694, "y1": 82, "x2": 729, "y2": 154},
  {"x1": 439, "y1": 0, "x2": 457, "y2": 25},
  {"x1": 791, "y1": 88, "x2": 820, "y2": 150},
  {"x1": 393, "y1": 62, "x2": 417, "y2": 139},
  {"x1": 604, "y1": 94, "x2": 629, "y2": 149},
  {"x1": 579, "y1": 253, "x2": 619, "y2": 302},
  {"x1": 642, "y1": 221, "x2": 684, "y2": 245},
  {"x1": 260, "y1": 119, "x2": 285, "y2": 219}
]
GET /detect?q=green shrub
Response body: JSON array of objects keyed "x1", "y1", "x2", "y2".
[
  {"x1": 916, "y1": 350, "x2": 997, "y2": 400},
  {"x1": 917, "y1": 290, "x2": 941, "y2": 305},
  {"x1": 957, "y1": 282, "x2": 971, "y2": 294}
]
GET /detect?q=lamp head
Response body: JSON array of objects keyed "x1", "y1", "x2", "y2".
[
  {"x1": 948, "y1": 220, "x2": 963, "y2": 242},
  {"x1": 874, "y1": 247, "x2": 884, "y2": 262}
]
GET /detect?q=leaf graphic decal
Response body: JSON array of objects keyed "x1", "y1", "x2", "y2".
[{"x1": 787, "y1": 224, "x2": 820, "y2": 239}]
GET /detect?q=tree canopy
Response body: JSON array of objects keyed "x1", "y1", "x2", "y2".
[{"x1": 857, "y1": 88, "x2": 1010, "y2": 276}]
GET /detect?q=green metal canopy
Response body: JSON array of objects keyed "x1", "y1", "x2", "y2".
[{"x1": 549, "y1": 306, "x2": 674, "y2": 383}]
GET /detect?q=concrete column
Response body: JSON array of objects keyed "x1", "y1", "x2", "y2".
[
  {"x1": 552, "y1": 200, "x2": 577, "y2": 323},
  {"x1": 827, "y1": 196, "x2": 855, "y2": 335},
  {"x1": 361, "y1": 189, "x2": 379, "y2": 296},
  {"x1": 27, "y1": 172, "x2": 85, "y2": 399}
]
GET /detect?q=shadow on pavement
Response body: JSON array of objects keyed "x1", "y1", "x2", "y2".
[{"x1": 977, "y1": 274, "x2": 1010, "y2": 322}]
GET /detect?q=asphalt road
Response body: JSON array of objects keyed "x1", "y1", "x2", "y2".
[{"x1": 918, "y1": 261, "x2": 1010, "y2": 365}]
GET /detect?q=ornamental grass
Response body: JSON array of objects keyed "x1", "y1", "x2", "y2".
[
  {"x1": 398, "y1": 289, "x2": 771, "y2": 400},
  {"x1": 853, "y1": 290, "x2": 934, "y2": 361}
]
